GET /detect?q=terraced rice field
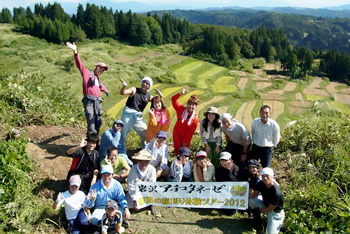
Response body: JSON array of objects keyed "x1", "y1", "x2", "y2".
[
  {"x1": 212, "y1": 76, "x2": 237, "y2": 93},
  {"x1": 173, "y1": 61, "x2": 203, "y2": 83}
]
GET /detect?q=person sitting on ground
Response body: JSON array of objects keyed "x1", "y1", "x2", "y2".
[
  {"x1": 146, "y1": 131, "x2": 170, "y2": 179},
  {"x1": 221, "y1": 113, "x2": 251, "y2": 168},
  {"x1": 193, "y1": 151, "x2": 215, "y2": 182},
  {"x1": 126, "y1": 150, "x2": 161, "y2": 216},
  {"x1": 120, "y1": 77, "x2": 162, "y2": 149},
  {"x1": 66, "y1": 134, "x2": 100, "y2": 194},
  {"x1": 249, "y1": 167, "x2": 285, "y2": 234},
  {"x1": 53, "y1": 175, "x2": 86, "y2": 234},
  {"x1": 66, "y1": 41, "x2": 109, "y2": 136},
  {"x1": 100, "y1": 147, "x2": 130, "y2": 183},
  {"x1": 168, "y1": 147, "x2": 193, "y2": 182},
  {"x1": 81, "y1": 165, "x2": 130, "y2": 228},
  {"x1": 99, "y1": 120, "x2": 132, "y2": 166},
  {"x1": 146, "y1": 96, "x2": 171, "y2": 143},
  {"x1": 215, "y1": 151, "x2": 240, "y2": 216},
  {"x1": 200, "y1": 106, "x2": 222, "y2": 169},
  {"x1": 101, "y1": 200, "x2": 123, "y2": 234},
  {"x1": 171, "y1": 86, "x2": 199, "y2": 155}
]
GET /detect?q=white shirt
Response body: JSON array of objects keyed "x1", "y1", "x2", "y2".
[
  {"x1": 62, "y1": 190, "x2": 86, "y2": 220},
  {"x1": 251, "y1": 118, "x2": 280, "y2": 147}
]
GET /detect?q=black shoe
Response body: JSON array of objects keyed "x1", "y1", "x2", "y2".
[{"x1": 122, "y1": 220, "x2": 130, "y2": 228}]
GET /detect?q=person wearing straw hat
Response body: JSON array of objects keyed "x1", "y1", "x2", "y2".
[
  {"x1": 193, "y1": 151, "x2": 215, "y2": 182},
  {"x1": 171, "y1": 86, "x2": 199, "y2": 155},
  {"x1": 66, "y1": 41, "x2": 109, "y2": 136},
  {"x1": 120, "y1": 77, "x2": 162, "y2": 150},
  {"x1": 249, "y1": 167, "x2": 284, "y2": 234},
  {"x1": 200, "y1": 106, "x2": 222, "y2": 169},
  {"x1": 126, "y1": 149, "x2": 156, "y2": 210}
]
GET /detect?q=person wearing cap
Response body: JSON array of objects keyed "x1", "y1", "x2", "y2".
[
  {"x1": 249, "y1": 167, "x2": 284, "y2": 233},
  {"x1": 66, "y1": 41, "x2": 109, "y2": 136},
  {"x1": 100, "y1": 147, "x2": 130, "y2": 183},
  {"x1": 200, "y1": 106, "x2": 222, "y2": 169},
  {"x1": 146, "y1": 131, "x2": 170, "y2": 179},
  {"x1": 193, "y1": 151, "x2": 215, "y2": 182},
  {"x1": 242, "y1": 159, "x2": 261, "y2": 192},
  {"x1": 250, "y1": 105, "x2": 280, "y2": 168},
  {"x1": 99, "y1": 120, "x2": 133, "y2": 166},
  {"x1": 146, "y1": 95, "x2": 171, "y2": 143},
  {"x1": 172, "y1": 86, "x2": 199, "y2": 155},
  {"x1": 126, "y1": 150, "x2": 157, "y2": 210},
  {"x1": 120, "y1": 76, "x2": 160, "y2": 150},
  {"x1": 221, "y1": 113, "x2": 251, "y2": 168},
  {"x1": 215, "y1": 152, "x2": 240, "y2": 182},
  {"x1": 101, "y1": 200, "x2": 123, "y2": 234},
  {"x1": 53, "y1": 175, "x2": 85, "y2": 234},
  {"x1": 66, "y1": 133, "x2": 100, "y2": 194},
  {"x1": 215, "y1": 151, "x2": 240, "y2": 216},
  {"x1": 168, "y1": 147, "x2": 193, "y2": 182},
  {"x1": 82, "y1": 165, "x2": 130, "y2": 228}
]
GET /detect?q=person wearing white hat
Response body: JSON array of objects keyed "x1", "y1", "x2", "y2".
[
  {"x1": 66, "y1": 41, "x2": 109, "y2": 136},
  {"x1": 120, "y1": 76, "x2": 162, "y2": 149},
  {"x1": 53, "y1": 175, "x2": 85, "y2": 234},
  {"x1": 82, "y1": 165, "x2": 131, "y2": 229},
  {"x1": 249, "y1": 167, "x2": 284, "y2": 233},
  {"x1": 221, "y1": 113, "x2": 251, "y2": 168},
  {"x1": 193, "y1": 151, "x2": 215, "y2": 182}
]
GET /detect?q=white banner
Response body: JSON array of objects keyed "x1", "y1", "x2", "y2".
[{"x1": 134, "y1": 182, "x2": 249, "y2": 210}]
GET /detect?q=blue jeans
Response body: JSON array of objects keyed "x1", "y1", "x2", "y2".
[
  {"x1": 249, "y1": 197, "x2": 285, "y2": 233},
  {"x1": 250, "y1": 144, "x2": 272, "y2": 168},
  {"x1": 77, "y1": 206, "x2": 125, "y2": 227},
  {"x1": 68, "y1": 218, "x2": 81, "y2": 234},
  {"x1": 121, "y1": 106, "x2": 147, "y2": 149}
]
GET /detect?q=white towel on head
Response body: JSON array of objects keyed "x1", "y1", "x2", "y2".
[{"x1": 141, "y1": 77, "x2": 153, "y2": 91}]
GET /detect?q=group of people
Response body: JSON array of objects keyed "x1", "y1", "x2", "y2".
[{"x1": 55, "y1": 42, "x2": 285, "y2": 233}]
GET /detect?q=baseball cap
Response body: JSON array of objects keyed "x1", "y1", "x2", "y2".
[
  {"x1": 219, "y1": 152, "x2": 231, "y2": 160},
  {"x1": 113, "y1": 120, "x2": 124, "y2": 127},
  {"x1": 69, "y1": 175, "x2": 81, "y2": 187},
  {"x1": 101, "y1": 165, "x2": 114, "y2": 174},
  {"x1": 157, "y1": 131, "x2": 167, "y2": 139},
  {"x1": 196, "y1": 150, "x2": 207, "y2": 158},
  {"x1": 179, "y1": 147, "x2": 190, "y2": 157},
  {"x1": 106, "y1": 200, "x2": 118, "y2": 209},
  {"x1": 96, "y1": 62, "x2": 108, "y2": 71},
  {"x1": 261, "y1": 167, "x2": 274, "y2": 177},
  {"x1": 247, "y1": 159, "x2": 260, "y2": 168}
]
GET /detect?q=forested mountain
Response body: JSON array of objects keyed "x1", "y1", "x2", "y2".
[{"x1": 151, "y1": 9, "x2": 350, "y2": 53}]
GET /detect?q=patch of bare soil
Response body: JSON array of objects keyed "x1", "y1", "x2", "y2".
[
  {"x1": 308, "y1": 77, "x2": 323, "y2": 89},
  {"x1": 289, "y1": 106, "x2": 306, "y2": 115},
  {"x1": 303, "y1": 88, "x2": 330, "y2": 97},
  {"x1": 268, "y1": 90, "x2": 284, "y2": 95},
  {"x1": 283, "y1": 82, "x2": 296, "y2": 92},
  {"x1": 253, "y1": 69, "x2": 264, "y2": 76},
  {"x1": 295, "y1": 92, "x2": 303, "y2": 100},
  {"x1": 252, "y1": 77, "x2": 269, "y2": 81},
  {"x1": 334, "y1": 94, "x2": 350, "y2": 105},
  {"x1": 289, "y1": 101, "x2": 312, "y2": 108},
  {"x1": 326, "y1": 82, "x2": 341, "y2": 94},
  {"x1": 256, "y1": 82, "x2": 272, "y2": 90},
  {"x1": 260, "y1": 93, "x2": 285, "y2": 100},
  {"x1": 341, "y1": 87, "x2": 350, "y2": 94},
  {"x1": 237, "y1": 77, "x2": 248, "y2": 89}
]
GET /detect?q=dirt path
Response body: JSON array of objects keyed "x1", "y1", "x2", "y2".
[
  {"x1": 237, "y1": 78, "x2": 248, "y2": 89},
  {"x1": 234, "y1": 101, "x2": 256, "y2": 131}
]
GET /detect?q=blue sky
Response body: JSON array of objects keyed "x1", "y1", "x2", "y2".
[{"x1": 1, "y1": 0, "x2": 350, "y2": 12}]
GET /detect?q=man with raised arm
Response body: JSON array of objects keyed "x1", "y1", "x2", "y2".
[
  {"x1": 66, "y1": 41, "x2": 109, "y2": 135},
  {"x1": 119, "y1": 77, "x2": 161, "y2": 149},
  {"x1": 250, "y1": 105, "x2": 280, "y2": 167}
]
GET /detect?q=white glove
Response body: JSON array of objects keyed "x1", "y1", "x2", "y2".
[
  {"x1": 55, "y1": 192, "x2": 65, "y2": 209},
  {"x1": 120, "y1": 78, "x2": 127, "y2": 87}
]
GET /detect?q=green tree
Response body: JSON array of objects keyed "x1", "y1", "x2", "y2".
[
  {"x1": 135, "y1": 19, "x2": 151, "y2": 45},
  {"x1": 1, "y1": 8, "x2": 13, "y2": 24}
]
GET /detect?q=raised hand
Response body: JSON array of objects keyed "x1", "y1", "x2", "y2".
[
  {"x1": 155, "y1": 88, "x2": 163, "y2": 98},
  {"x1": 90, "y1": 189, "x2": 97, "y2": 201},
  {"x1": 120, "y1": 78, "x2": 127, "y2": 87},
  {"x1": 148, "y1": 108, "x2": 155, "y2": 116},
  {"x1": 181, "y1": 86, "x2": 189, "y2": 95},
  {"x1": 66, "y1": 41, "x2": 77, "y2": 53},
  {"x1": 80, "y1": 137, "x2": 87, "y2": 148},
  {"x1": 56, "y1": 192, "x2": 65, "y2": 203}
]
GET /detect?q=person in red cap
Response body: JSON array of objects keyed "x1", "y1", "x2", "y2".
[
  {"x1": 171, "y1": 86, "x2": 199, "y2": 155},
  {"x1": 66, "y1": 41, "x2": 109, "y2": 136},
  {"x1": 193, "y1": 151, "x2": 215, "y2": 182}
]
